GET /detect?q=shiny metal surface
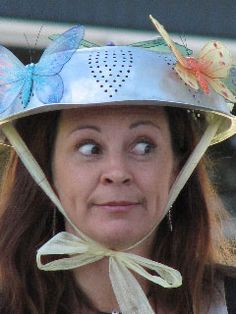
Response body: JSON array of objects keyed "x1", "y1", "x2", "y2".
[{"x1": 0, "y1": 46, "x2": 235, "y2": 144}]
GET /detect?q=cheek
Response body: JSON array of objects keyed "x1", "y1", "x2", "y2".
[
  {"x1": 53, "y1": 157, "x2": 98, "y2": 210},
  {"x1": 137, "y1": 157, "x2": 175, "y2": 215}
]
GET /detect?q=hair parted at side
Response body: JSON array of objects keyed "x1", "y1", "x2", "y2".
[{"x1": 0, "y1": 108, "x2": 234, "y2": 314}]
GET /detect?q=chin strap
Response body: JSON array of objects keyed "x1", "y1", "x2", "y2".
[
  {"x1": 36, "y1": 231, "x2": 181, "y2": 314},
  {"x1": 1, "y1": 117, "x2": 220, "y2": 314}
]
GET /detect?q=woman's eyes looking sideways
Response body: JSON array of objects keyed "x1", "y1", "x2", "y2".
[{"x1": 76, "y1": 138, "x2": 157, "y2": 158}]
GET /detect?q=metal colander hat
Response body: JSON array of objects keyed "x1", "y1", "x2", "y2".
[{"x1": 0, "y1": 23, "x2": 235, "y2": 145}]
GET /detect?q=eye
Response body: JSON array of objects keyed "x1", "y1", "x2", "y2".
[
  {"x1": 77, "y1": 141, "x2": 102, "y2": 156},
  {"x1": 131, "y1": 140, "x2": 156, "y2": 155}
]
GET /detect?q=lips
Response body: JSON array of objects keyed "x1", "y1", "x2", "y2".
[
  {"x1": 99, "y1": 201, "x2": 139, "y2": 206},
  {"x1": 93, "y1": 201, "x2": 141, "y2": 213}
]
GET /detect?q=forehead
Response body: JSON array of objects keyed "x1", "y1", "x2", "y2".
[{"x1": 58, "y1": 106, "x2": 168, "y2": 129}]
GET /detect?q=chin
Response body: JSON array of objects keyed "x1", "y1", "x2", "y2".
[
  {"x1": 89, "y1": 223, "x2": 149, "y2": 251},
  {"x1": 95, "y1": 230, "x2": 155, "y2": 258},
  {"x1": 66, "y1": 219, "x2": 154, "y2": 252},
  {"x1": 97, "y1": 234, "x2": 134, "y2": 251}
]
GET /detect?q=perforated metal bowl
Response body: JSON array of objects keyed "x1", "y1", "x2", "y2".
[{"x1": 0, "y1": 46, "x2": 235, "y2": 144}]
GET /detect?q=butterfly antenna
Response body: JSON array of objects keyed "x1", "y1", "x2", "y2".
[
  {"x1": 24, "y1": 33, "x2": 33, "y2": 63},
  {"x1": 180, "y1": 33, "x2": 190, "y2": 56},
  {"x1": 34, "y1": 25, "x2": 44, "y2": 52},
  {"x1": 31, "y1": 25, "x2": 44, "y2": 62},
  {"x1": 180, "y1": 33, "x2": 186, "y2": 46}
]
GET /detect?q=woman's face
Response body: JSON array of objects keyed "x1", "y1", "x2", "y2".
[{"x1": 52, "y1": 106, "x2": 178, "y2": 250}]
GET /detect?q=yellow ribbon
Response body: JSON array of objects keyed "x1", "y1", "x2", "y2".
[{"x1": 37, "y1": 231, "x2": 182, "y2": 314}]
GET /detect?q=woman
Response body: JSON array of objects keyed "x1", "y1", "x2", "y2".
[{"x1": 0, "y1": 17, "x2": 235, "y2": 314}]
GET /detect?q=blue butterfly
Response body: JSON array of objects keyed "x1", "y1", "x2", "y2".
[{"x1": 0, "y1": 25, "x2": 84, "y2": 114}]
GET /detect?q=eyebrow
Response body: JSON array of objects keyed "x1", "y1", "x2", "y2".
[
  {"x1": 69, "y1": 125, "x2": 101, "y2": 134},
  {"x1": 129, "y1": 120, "x2": 160, "y2": 130},
  {"x1": 69, "y1": 120, "x2": 160, "y2": 135}
]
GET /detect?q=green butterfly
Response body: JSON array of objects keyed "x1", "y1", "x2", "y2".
[{"x1": 49, "y1": 33, "x2": 192, "y2": 56}]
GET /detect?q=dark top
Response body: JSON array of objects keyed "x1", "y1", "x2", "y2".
[
  {"x1": 0, "y1": 272, "x2": 235, "y2": 313},
  {"x1": 225, "y1": 275, "x2": 236, "y2": 314}
]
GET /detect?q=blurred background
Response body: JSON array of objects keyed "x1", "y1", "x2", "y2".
[{"x1": 0, "y1": 0, "x2": 235, "y2": 222}]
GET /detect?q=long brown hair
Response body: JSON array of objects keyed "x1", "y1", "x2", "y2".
[{"x1": 0, "y1": 108, "x2": 234, "y2": 314}]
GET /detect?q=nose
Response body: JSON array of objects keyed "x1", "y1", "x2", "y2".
[{"x1": 100, "y1": 155, "x2": 132, "y2": 185}]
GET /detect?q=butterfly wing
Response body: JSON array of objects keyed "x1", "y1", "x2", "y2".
[
  {"x1": 0, "y1": 80, "x2": 25, "y2": 114},
  {"x1": 197, "y1": 41, "x2": 232, "y2": 78},
  {"x1": 175, "y1": 63, "x2": 199, "y2": 90},
  {"x1": 206, "y1": 77, "x2": 236, "y2": 103},
  {"x1": 149, "y1": 15, "x2": 187, "y2": 67},
  {"x1": 129, "y1": 38, "x2": 192, "y2": 56},
  {"x1": 33, "y1": 25, "x2": 84, "y2": 103},
  {"x1": 49, "y1": 34, "x2": 97, "y2": 48},
  {"x1": 79, "y1": 39, "x2": 99, "y2": 48},
  {"x1": 35, "y1": 25, "x2": 85, "y2": 76},
  {"x1": 0, "y1": 45, "x2": 26, "y2": 112},
  {"x1": 34, "y1": 74, "x2": 64, "y2": 104},
  {"x1": 0, "y1": 45, "x2": 26, "y2": 83}
]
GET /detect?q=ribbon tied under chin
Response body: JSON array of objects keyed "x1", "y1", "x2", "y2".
[{"x1": 37, "y1": 232, "x2": 182, "y2": 314}]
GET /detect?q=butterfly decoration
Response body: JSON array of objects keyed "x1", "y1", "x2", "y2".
[
  {"x1": 50, "y1": 32, "x2": 193, "y2": 55},
  {"x1": 129, "y1": 38, "x2": 192, "y2": 56},
  {"x1": 0, "y1": 25, "x2": 85, "y2": 114},
  {"x1": 49, "y1": 33, "x2": 98, "y2": 49},
  {"x1": 50, "y1": 31, "x2": 192, "y2": 56},
  {"x1": 149, "y1": 15, "x2": 236, "y2": 103}
]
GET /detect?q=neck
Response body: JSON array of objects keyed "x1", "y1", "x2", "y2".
[{"x1": 73, "y1": 237, "x2": 155, "y2": 313}]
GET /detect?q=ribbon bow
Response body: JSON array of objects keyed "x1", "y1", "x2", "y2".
[{"x1": 37, "y1": 232, "x2": 182, "y2": 314}]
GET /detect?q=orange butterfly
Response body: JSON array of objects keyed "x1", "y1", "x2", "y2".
[{"x1": 149, "y1": 15, "x2": 236, "y2": 103}]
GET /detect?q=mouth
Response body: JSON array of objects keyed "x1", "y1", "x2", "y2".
[{"x1": 93, "y1": 201, "x2": 141, "y2": 213}]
